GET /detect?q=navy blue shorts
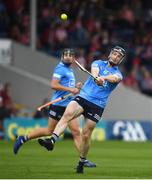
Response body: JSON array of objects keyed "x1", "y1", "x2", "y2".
[
  {"x1": 49, "y1": 105, "x2": 66, "y2": 121},
  {"x1": 73, "y1": 96, "x2": 104, "y2": 123}
]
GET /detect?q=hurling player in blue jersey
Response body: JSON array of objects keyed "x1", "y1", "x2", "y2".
[
  {"x1": 13, "y1": 48, "x2": 96, "y2": 168},
  {"x1": 39, "y1": 46, "x2": 126, "y2": 173}
]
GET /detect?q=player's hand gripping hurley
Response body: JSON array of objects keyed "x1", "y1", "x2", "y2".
[{"x1": 37, "y1": 93, "x2": 72, "y2": 111}]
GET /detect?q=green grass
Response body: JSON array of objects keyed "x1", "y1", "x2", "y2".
[{"x1": 1, "y1": 140, "x2": 152, "y2": 179}]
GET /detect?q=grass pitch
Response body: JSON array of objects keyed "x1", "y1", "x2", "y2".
[{"x1": 1, "y1": 140, "x2": 152, "y2": 179}]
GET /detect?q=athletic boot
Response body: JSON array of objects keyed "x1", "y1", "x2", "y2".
[
  {"x1": 38, "y1": 138, "x2": 54, "y2": 151},
  {"x1": 83, "y1": 159, "x2": 96, "y2": 168},
  {"x1": 13, "y1": 136, "x2": 27, "y2": 154},
  {"x1": 76, "y1": 161, "x2": 84, "y2": 173}
]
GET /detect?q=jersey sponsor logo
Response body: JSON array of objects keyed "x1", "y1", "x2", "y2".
[
  {"x1": 49, "y1": 110, "x2": 56, "y2": 117},
  {"x1": 102, "y1": 70, "x2": 113, "y2": 76},
  {"x1": 113, "y1": 121, "x2": 147, "y2": 141},
  {"x1": 103, "y1": 70, "x2": 109, "y2": 75}
]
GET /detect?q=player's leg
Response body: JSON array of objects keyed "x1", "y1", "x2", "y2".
[
  {"x1": 76, "y1": 98, "x2": 104, "y2": 173},
  {"x1": 76, "y1": 118, "x2": 96, "y2": 173},
  {"x1": 28, "y1": 118, "x2": 57, "y2": 139},
  {"x1": 54, "y1": 101, "x2": 83, "y2": 136},
  {"x1": 13, "y1": 117, "x2": 58, "y2": 154},
  {"x1": 68, "y1": 116, "x2": 96, "y2": 168},
  {"x1": 37, "y1": 118, "x2": 58, "y2": 150},
  {"x1": 39, "y1": 100, "x2": 84, "y2": 151},
  {"x1": 80, "y1": 119, "x2": 96, "y2": 158},
  {"x1": 68, "y1": 117, "x2": 81, "y2": 152}
]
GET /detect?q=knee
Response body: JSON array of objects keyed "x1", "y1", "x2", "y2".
[
  {"x1": 63, "y1": 110, "x2": 75, "y2": 121},
  {"x1": 71, "y1": 128, "x2": 80, "y2": 138},
  {"x1": 82, "y1": 130, "x2": 91, "y2": 142}
]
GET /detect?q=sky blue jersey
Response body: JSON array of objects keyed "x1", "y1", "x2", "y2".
[
  {"x1": 79, "y1": 60, "x2": 123, "y2": 108},
  {"x1": 51, "y1": 62, "x2": 75, "y2": 106}
]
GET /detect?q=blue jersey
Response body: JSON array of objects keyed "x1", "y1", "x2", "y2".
[
  {"x1": 79, "y1": 60, "x2": 123, "y2": 108},
  {"x1": 51, "y1": 62, "x2": 75, "y2": 106}
]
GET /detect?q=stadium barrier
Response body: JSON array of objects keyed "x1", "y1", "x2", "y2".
[{"x1": 3, "y1": 118, "x2": 152, "y2": 141}]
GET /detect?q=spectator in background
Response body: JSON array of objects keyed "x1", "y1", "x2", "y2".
[
  {"x1": 1, "y1": 82, "x2": 16, "y2": 118},
  {"x1": 139, "y1": 66, "x2": 152, "y2": 96},
  {"x1": 89, "y1": 34, "x2": 101, "y2": 53},
  {"x1": 76, "y1": 48, "x2": 86, "y2": 67},
  {"x1": 0, "y1": 82, "x2": 16, "y2": 133},
  {"x1": 0, "y1": 0, "x2": 9, "y2": 37},
  {"x1": 0, "y1": 83, "x2": 4, "y2": 132},
  {"x1": 9, "y1": 25, "x2": 21, "y2": 42},
  {"x1": 123, "y1": 67, "x2": 140, "y2": 91},
  {"x1": 54, "y1": 23, "x2": 68, "y2": 50},
  {"x1": 141, "y1": 38, "x2": 152, "y2": 67}
]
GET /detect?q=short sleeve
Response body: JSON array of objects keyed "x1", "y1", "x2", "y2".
[
  {"x1": 52, "y1": 67, "x2": 64, "y2": 80},
  {"x1": 92, "y1": 60, "x2": 99, "y2": 68}
]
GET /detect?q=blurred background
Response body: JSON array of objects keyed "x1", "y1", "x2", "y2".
[{"x1": 0, "y1": 0, "x2": 152, "y2": 141}]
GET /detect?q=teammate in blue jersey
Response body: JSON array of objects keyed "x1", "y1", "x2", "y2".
[
  {"x1": 13, "y1": 48, "x2": 96, "y2": 168},
  {"x1": 39, "y1": 46, "x2": 126, "y2": 173}
]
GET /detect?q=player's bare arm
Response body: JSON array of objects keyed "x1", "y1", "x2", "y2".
[
  {"x1": 102, "y1": 74, "x2": 122, "y2": 83},
  {"x1": 51, "y1": 78, "x2": 80, "y2": 94},
  {"x1": 91, "y1": 66, "x2": 104, "y2": 86},
  {"x1": 91, "y1": 66, "x2": 99, "y2": 77}
]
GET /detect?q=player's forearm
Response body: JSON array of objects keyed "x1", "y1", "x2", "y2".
[
  {"x1": 51, "y1": 83, "x2": 72, "y2": 92},
  {"x1": 103, "y1": 75, "x2": 121, "y2": 83},
  {"x1": 91, "y1": 67, "x2": 99, "y2": 78}
]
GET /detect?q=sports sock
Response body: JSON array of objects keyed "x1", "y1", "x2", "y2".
[
  {"x1": 20, "y1": 135, "x2": 28, "y2": 143},
  {"x1": 79, "y1": 156, "x2": 86, "y2": 162},
  {"x1": 51, "y1": 133, "x2": 59, "y2": 143},
  {"x1": 23, "y1": 135, "x2": 28, "y2": 142}
]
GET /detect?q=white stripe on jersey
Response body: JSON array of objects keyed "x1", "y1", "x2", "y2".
[{"x1": 53, "y1": 73, "x2": 61, "y2": 79}]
